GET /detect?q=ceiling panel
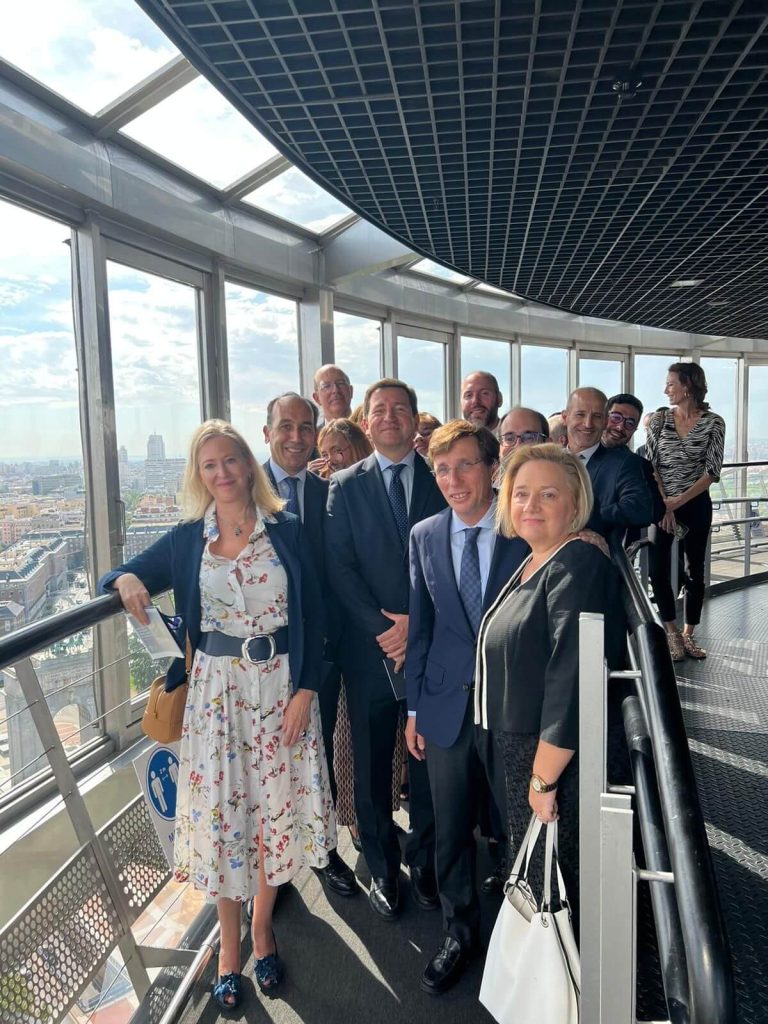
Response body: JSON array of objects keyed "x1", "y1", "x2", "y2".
[{"x1": 135, "y1": 0, "x2": 768, "y2": 339}]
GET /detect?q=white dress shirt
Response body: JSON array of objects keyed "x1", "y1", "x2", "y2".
[
  {"x1": 375, "y1": 448, "x2": 416, "y2": 508},
  {"x1": 569, "y1": 441, "x2": 600, "y2": 466},
  {"x1": 449, "y1": 498, "x2": 498, "y2": 598}
]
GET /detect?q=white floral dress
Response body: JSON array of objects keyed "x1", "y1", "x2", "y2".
[{"x1": 173, "y1": 504, "x2": 335, "y2": 902}]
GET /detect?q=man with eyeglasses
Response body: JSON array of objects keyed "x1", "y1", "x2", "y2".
[
  {"x1": 498, "y1": 407, "x2": 550, "y2": 461},
  {"x1": 603, "y1": 393, "x2": 666, "y2": 538},
  {"x1": 564, "y1": 386, "x2": 654, "y2": 539},
  {"x1": 460, "y1": 371, "x2": 503, "y2": 436},
  {"x1": 406, "y1": 421, "x2": 528, "y2": 994},
  {"x1": 312, "y1": 364, "x2": 354, "y2": 425}
]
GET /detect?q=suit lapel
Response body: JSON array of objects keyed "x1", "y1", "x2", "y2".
[
  {"x1": 362, "y1": 454, "x2": 403, "y2": 550},
  {"x1": 409, "y1": 454, "x2": 437, "y2": 530}
]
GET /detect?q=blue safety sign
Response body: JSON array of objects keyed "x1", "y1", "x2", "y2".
[{"x1": 145, "y1": 746, "x2": 179, "y2": 821}]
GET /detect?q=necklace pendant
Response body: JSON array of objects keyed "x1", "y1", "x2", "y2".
[{"x1": 234, "y1": 525, "x2": 242, "y2": 536}]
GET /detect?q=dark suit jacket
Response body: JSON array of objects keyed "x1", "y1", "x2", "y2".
[
  {"x1": 476, "y1": 540, "x2": 626, "y2": 749},
  {"x1": 585, "y1": 444, "x2": 654, "y2": 537},
  {"x1": 97, "y1": 512, "x2": 323, "y2": 693},
  {"x1": 326, "y1": 452, "x2": 447, "y2": 696},
  {"x1": 406, "y1": 507, "x2": 529, "y2": 748}
]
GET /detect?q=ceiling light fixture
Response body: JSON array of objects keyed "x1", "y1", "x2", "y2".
[{"x1": 670, "y1": 279, "x2": 704, "y2": 287}]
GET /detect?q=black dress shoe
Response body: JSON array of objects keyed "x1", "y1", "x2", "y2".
[
  {"x1": 421, "y1": 936, "x2": 471, "y2": 994},
  {"x1": 480, "y1": 860, "x2": 507, "y2": 894},
  {"x1": 369, "y1": 876, "x2": 400, "y2": 919},
  {"x1": 410, "y1": 866, "x2": 439, "y2": 910},
  {"x1": 349, "y1": 829, "x2": 363, "y2": 853},
  {"x1": 314, "y1": 849, "x2": 358, "y2": 897}
]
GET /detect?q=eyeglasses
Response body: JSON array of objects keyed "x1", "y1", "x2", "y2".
[
  {"x1": 317, "y1": 379, "x2": 351, "y2": 393},
  {"x1": 500, "y1": 431, "x2": 547, "y2": 446},
  {"x1": 606, "y1": 411, "x2": 638, "y2": 430},
  {"x1": 432, "y1": 457, "x2": 485, "y2": 479}
]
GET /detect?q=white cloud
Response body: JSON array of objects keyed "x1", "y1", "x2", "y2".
[{"x1": 244, "y1": 167, "x2": 351, "y2": 233}]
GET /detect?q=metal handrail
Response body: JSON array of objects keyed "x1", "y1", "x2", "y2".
[
  {"x1": 0, "y1": 591, "x2": 123, "y2": 672},
  {"x1": 612, "y1": 536, "x2": 736, "y2": 1024}
]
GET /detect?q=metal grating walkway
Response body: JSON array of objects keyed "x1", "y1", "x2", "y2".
[
  {"x1": 676, "y1": 582, "x2": 768, "y2": 1024},
  {"x1": 180, "y1": 582, "x2": 767, "y2": 1024}
]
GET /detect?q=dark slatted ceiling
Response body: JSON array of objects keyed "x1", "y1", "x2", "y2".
[{"x1": 136, "y1": 0, "x2": 768, "y2": 340}]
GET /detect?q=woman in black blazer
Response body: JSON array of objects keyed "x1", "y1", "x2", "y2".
[
  {"x1": 99, "y1": 420, "x2": 329, "y2": 1010},
  {"x1": 475, "y1": 444, "x2": 625, "y2": 926}
]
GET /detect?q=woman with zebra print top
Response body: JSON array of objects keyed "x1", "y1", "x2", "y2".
[{"x1": 644, "y1": 362, "x2": 725, "y2": 662}]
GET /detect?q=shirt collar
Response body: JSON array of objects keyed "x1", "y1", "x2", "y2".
[
  {"x1": 375, "y1": 449, "x2": 416, "y2": 473},
  {"x1": 450, "y1": 497, "x2": 497, "y2": 535},
  {"x1": 269, "y1": 457, "x2": 307, "y2": 485},
  {"x1": 569, "y1": 441, "x2": 600, "y2": 463}
]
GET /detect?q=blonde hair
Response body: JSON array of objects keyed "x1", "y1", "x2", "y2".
[
  {"x1": 496, "y1": 443, "x2": 593, "y2": 538},
  {"x1": 180, "y1": 419, "x2": 284, "y2": 521}
]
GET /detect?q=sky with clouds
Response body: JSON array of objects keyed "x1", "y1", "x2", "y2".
[{"x1": 0, "y1": 3, "x2": 758, "y2": 465}]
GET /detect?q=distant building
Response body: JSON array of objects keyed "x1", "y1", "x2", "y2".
[
  {"x1": 124, "y1": 522, "x2": 177, "y2": 560},
  {"x1": 147, "y1": 433, "x2": 166, "y2": 461},
  {"x1": 0, "y1": 536, "x2": 70, "y2": 621},
  {"x1": 31, "y1": 473, "x2": 81, "y2": 496},
  {"x1": 144, "y1": 458, "x2": 186, "y2": 494},
  {"x1": 0, "y1": 600, "x2": 24, "y2": 633}
]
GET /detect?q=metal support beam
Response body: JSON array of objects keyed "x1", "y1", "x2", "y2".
[
  {"x1": 220, "y1": 154, "x2": 291, "y2": 205},
  {"x1": 600, "y1": 793, "x2": 636, "y2": 1024},
  {"x1": 299, "y1": 287, "x2": 335, "y2": 396},
  {"x1": 382, "y1": 311, "x2": 397, "y2": 377},
  {"x1": 199, "y1": 260, "x2": 229, "y2": 421},
  {"x1": 323, "y1": 218, "x2": 416, "y2": 284}
]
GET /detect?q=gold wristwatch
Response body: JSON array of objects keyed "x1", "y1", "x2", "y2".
[{"x1": 530, "y1": 773, "x2": 558, "y2": 794}]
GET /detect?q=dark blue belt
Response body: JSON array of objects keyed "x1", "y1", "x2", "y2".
[{"x1": 199, "y1": 626, "x2": 289, "y2": 664}]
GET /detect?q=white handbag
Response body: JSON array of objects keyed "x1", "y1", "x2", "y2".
[{"x1": 480, "y1": 814, "x2": 580, "y2": 1024}]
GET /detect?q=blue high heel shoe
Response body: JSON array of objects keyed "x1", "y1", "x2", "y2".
[
  {"x1": 254, "y1": 934, "x2": 284, "y2": 995},
  {"x1": 212, "y1": 971, "x2": 242, "y2": 1011}
]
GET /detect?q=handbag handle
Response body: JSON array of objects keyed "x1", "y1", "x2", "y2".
[
  {"x1": 542, "y1": 821, "x2": 571, "y2": 912},
  {"x1": 507, "y1": 813, "x2": 543, "y2": 886}
]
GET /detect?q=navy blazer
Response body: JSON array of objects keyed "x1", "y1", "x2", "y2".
[
  {"x1": 406, "y1": 507, "x2": 529, "y2": 748},
  {"x1": 326, "y1": 452, "x2": 447, "y2": 690},
  {"x1": 97, "y1": 512, "x2": 323, "y2": 693},
  {"x1": 585, "y1": 444, "x2": 654, "y2": 538}
]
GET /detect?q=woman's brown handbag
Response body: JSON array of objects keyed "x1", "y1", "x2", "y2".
[
  {"x1": 141, "y1": 639, "x2": 191, "y2": 744},
  {"x1": 141, "y1": 676, "x2": 188, "y2": 743}
]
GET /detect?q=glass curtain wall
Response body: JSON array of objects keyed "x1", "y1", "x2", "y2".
[
  {"x1": 0, "y1": 200, "x2": 97, "y2": 796},
  {"x1": 397, "y1": 337, "x2": 447, "y2": 421},
  {"x1": 333, "y1": 311, "x2": 382, "y2": 408},
  {"x1": 577, "y1": 355, "x2": 624, "y2": 398},
  {"x1": 520, "y1": 345, "x2": 569, "y2": 418},
  {"x1": 461, "y1": 336, "x2": 512, "y2": 410},
  {"x1": 226, "y1": 283, "x2": 301, "y2": 460}
]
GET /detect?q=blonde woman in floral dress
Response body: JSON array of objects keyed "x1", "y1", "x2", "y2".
[{"x1": 99, "y1": 420, "x2": 333, "y2": 1010}]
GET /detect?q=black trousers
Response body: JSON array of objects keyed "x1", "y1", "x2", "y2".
[
  {"x1": 425, "y1": 702, "x2": 507, "y2": 947},
  {"x1": 346, "y1": 681, "x2": 434, "y2": 879},
  {"x1": 649, "y1": 491, "x2": 712, "y2": 625}
]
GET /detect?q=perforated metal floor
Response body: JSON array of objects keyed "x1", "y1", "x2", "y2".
[{"x1": 676, "y1": 582, "x2": 768, "y2": 1024}]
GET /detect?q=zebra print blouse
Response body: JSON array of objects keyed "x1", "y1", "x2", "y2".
[{"x1": 644, "y1": 408, "x2": 725, "y2": 497}]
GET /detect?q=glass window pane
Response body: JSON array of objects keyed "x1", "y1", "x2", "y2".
[
  {"x1": 410, "y1": 259, "x2": 472, "y2": 285},
  {"x1": 633, "y1": 353, "x2": 682, "y2": 448},
  {"x1": 226, "y1": 284, "x2": 300, "y2": 460},
  {"x1": 0, "y1": 0, "x2": 178, "y2": 114},
  {"x1": 397, "y1": 337, "x2": 446, "y2": 422},
  {"x1": 243, "y1": 168, "x2": 351, "y2": 233},
  {"x1": 520, "y1": 345, "x2": 569, "y2": 418},
  {"x1": 747, "y1": 365, "x2": 768, "y2": 463},
  {"x1": 578, "y1": 357, "x2": 623, "y2": 397},
  {"x1": 122, "y1": 78, "x2": 277, "y2": 189},
  {"x1": 700, "y1": 358, "x2": 737, "y2": 463},
  {"x1": 333, "y1": 312, "x2": 381, "y2": 409},
  {"x1": 461, "y1": 336, "x2": 511, "y2": 411},
  {"x1": 107, "y1": 262, "x2": 201, "y2": 564}
]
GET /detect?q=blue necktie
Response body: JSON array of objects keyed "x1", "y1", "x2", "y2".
[
  {"x1": 460, "y1": 527, "x2": 483, "y2": 635},
  {"x1": 388, "y1": 463, "x2": 408, "y2": 544},
  {"x1": 284, "y1": 476, "x2": 300, "y2": 517}
]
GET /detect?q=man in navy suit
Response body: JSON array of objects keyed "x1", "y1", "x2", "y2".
[
  {"x1": 601, "y1": 392, "x2": 666, "y2": 537},
  {"x1": 564, "y1": 386, "x2": 654, "y2": 538},
  {"x1": 263, "y1": 391, "x2": 356, "y2": 898},
  {"x1": 406, "y1": 421, "x2": 528, "y2": 994},
  {"x1": 326, "y1": 378, "x2": 447, "y2": 920}
]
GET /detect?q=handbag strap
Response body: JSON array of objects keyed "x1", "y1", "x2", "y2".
[
  {"x1": 542, "y1": 821, "x2": 570, "y2": 911},
  {"x1": 508, "y1": 813, "x2": 543, "y2": 884}
]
